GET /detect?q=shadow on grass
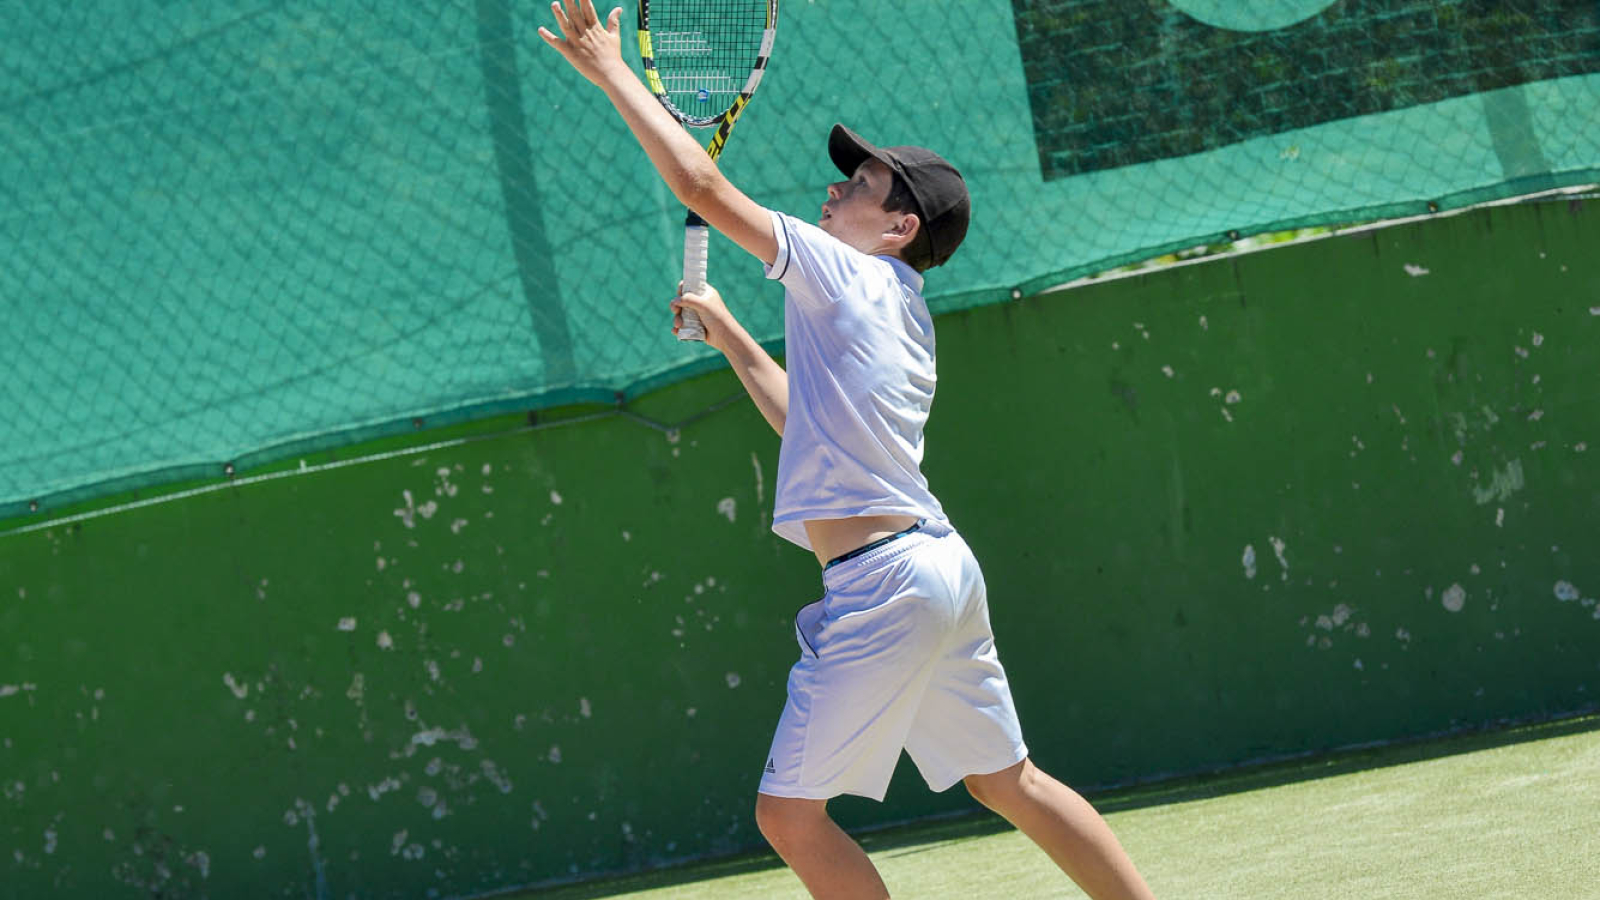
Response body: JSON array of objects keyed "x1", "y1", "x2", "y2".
[{"x1": 499, "y1": 710, "x2": 1599, "y2": 899}]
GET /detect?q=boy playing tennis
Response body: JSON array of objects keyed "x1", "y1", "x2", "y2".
[{"x1": 541, "y1": 3, "x2": 1155, "y2": 897}]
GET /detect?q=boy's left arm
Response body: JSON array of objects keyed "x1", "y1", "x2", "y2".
[{"x1": 540, "y1": 1, "x2": 778, "y2": 267}]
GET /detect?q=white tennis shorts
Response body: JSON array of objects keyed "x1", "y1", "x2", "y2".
[{"x1": 758, "y1": 520, "x2": 1028, "y2": 801}]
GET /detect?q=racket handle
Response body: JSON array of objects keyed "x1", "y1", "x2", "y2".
[{"x1": 679, "y1": 211, "x2": 709, "y2": 343}]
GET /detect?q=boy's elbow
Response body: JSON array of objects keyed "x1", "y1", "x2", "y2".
[{"x1": 674, "y1": 162, "x2": 725, "y2": 212}]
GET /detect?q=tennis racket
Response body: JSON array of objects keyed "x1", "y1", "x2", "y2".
[{"x1": 638, "y1": 0, "x2": 778, "y2": 342}]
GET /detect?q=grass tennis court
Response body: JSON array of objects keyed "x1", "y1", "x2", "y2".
[{"x1": 522, "y1": 716, "x2": 1600, "y2": 899}]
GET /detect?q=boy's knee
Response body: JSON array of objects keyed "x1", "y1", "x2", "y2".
[
  {"x1": 754, "y1": 793, "x2": 828, "y2": 850},
  {"x1": 963, "y1": 758, "x2": 1032, "y2": 812}
]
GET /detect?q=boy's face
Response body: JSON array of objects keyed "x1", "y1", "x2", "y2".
[{"x1": 819, "y1": 159, "x2": 912, "y2": 255}]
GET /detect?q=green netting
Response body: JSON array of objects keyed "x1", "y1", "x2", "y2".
[{"x1": 3, "y1": 0, "x2": 1597, "y2": 518}]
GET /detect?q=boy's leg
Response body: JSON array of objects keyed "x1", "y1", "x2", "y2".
[
  {"x1": 964, "y1": 758, "x2": 1156, "y2": 900},
  {"x1": 755, "y1": 793, "x2": 888, "y2": 900}
]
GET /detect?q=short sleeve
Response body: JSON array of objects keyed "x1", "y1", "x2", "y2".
[{"x1": 762, "y1": 210, "x2": 865, "y2": 307}]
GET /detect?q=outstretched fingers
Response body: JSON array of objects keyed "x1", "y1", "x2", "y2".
[
  {"x1": 576, "y1": 0, "x2": 600, "y2": 29},
  {"x1": 548, "y1": 1, "x2": 574, "y2": 39}
]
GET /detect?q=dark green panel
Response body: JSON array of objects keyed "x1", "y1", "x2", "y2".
[
  {"x1": 1012, "y1": 0, "x2": 1600, "y2": 178},
  {"x1": 929, "y1": 198, "x2": 1599, "y2": 789},
  {"x1": 2, "y1": 199, "x2": 1598, "y2": 897}
]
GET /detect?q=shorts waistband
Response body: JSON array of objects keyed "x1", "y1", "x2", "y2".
[{"x1": 824, "y1": 519, "x2": 927, "y2": 570}]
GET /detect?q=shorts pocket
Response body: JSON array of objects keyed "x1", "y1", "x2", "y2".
[{"x1": 793, "y1": 599, "x2": 825, "y2": 659}]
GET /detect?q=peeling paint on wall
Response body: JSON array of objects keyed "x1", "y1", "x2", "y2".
[{"x1": 1473, "y1": 459, "x2": 1524, "y2": 505}]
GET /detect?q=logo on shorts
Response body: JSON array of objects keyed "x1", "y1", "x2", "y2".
[{"x1": 764, "y1": 757, "x2": 776, "y2": 775}]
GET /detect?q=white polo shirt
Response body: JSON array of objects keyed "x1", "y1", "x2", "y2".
[{"x1": 762, "y1": 210, "x2": 948, "y2": 551}]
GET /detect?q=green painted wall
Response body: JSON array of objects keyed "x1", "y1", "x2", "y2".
[{"x1": 2, "y1": 199, "x2": 1597, "y2": 898}]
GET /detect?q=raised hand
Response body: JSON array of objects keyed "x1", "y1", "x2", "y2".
[{"x1": 537, "y1": 0, "x2": 627, "y2": 87}]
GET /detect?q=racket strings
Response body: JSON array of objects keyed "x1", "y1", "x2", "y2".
[{"x1": 647, "y1": 1, "x2": 770, "y2": 116}]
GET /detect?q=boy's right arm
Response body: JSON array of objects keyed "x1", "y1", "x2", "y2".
[{"x1": 673, "y1": 286, "x2": 787, "y2": 436}]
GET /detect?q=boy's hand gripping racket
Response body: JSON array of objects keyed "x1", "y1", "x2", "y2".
[{"x1": 638, "y1": 0, "x2": 778, "y2": 341}]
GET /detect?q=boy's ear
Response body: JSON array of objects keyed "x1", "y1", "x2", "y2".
[{"x1": 884, "y1": 213, "x2": 921, "y2": 245}]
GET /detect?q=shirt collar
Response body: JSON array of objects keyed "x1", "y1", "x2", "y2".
[{"x1": 877, "y1": 254, "x2": 925, "y2": 294}]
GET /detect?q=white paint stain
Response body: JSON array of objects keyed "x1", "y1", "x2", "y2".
[
  {"x1": 368, "y1": 777, "x2": 402, "y2": 801},
  {"x1": 253, "y1": 846, "x2": 266, "y2": 860},
  {"x1": 725, "y1": 672, "x2": 742, "y2": 689},
  {"x1": 1472, "y1": 459, "x2": 1524, "y2": 505},
  {"x1": 1404, "y1": 263, "x2": 1430, "y2": 276},
  {"x1": 751, "y1": 452, "x2": 765, "y2": 504},
  {"x1": 222, "y1": 673, "x2": 249, "y2": 700},
  {"x1": 548, "y1": 745, "x2": 563, "y2": 764},
  {"x1": 337, "y1": 617, "x2": 357, "y2": 632},
  {"x1": 1442, "y1": 583, "x2": 1466, "y2": 613},
  {"x1": 1590, "y1": 307, "x2": 1600, "y2": 316},
  {"x1": 717, "y1": 497, "x2": 737, "y2": 522},
  {"x1": 394, "y1": 490, "x2": 418, "y2": 529},
  {"x1": 43, "y1": 826, "x2": 57, "y2": 855},
  {"x1": 407, "y1": 591, "x2": 421, "y2": 609},
  {"x1": 418, "y1": 500, "x2": 438, "y2": 519},
  {"x1": 450, "y1": 518, "x2": 469, "y2": 534},
  {"x1": 412, "y1": 726, "x2": 477, "y2": 751},
  {"x1": 1269, "y1": 536, "x2": 1289, "y2": 580},
  {"x1": 1161, "y1": 365, "x2": 1175, "y2": 378},
  {"x1": 550, "y1": 490, "x2": 563, "y2": 505},
  {"x1": 1241, "y1": 545, "x2": 1257, "y2": 580},
  {"x1": 376, "y1": 631, "x2": 395, "y2": 650},
  {"x1": 1554, "y1": 581, "x2": 1581, "y2": 602},
  {"x1": 346, "y1": 674, "x2": 365, "y2": 705},
  {"x1": 1496, "y1": 507, "x2": 1505, "y2": 528},
  {"x1": 1451, "y1": 450, "x2": 1463, "y2": 466},
  {"x1": 1224, "y1": 390, "x2": 1242, "y2": 405},
  {"x1": 482, "y1": 759, "x2": 514, "y2": 794},
  {"x1": 1199, "y1": 315, "x2": 1209, "y2": 331},
  {"x1": 579, "y1": 697, "x2": 592, "y2": 718}
]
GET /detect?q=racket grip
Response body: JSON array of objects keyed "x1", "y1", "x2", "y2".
[{"x1": 679, "y1": 212, "x2": 709, "y2": 343}]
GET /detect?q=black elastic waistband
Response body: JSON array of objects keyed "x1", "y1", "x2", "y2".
[{"x1": 824, "y1": 519, "x2": 926, "y2": 570}]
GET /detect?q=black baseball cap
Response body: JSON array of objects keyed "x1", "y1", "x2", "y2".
[{"x1": 827, "y1": 124, "x2": 970, "y2": 269}]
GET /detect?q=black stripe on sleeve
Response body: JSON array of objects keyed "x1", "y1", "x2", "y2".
[{"x1": 774, "y1": 215, "x2": 794, "y2": 281}]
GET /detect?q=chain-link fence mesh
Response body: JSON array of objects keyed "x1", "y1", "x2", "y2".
[{"x1": 3, "y1": 0, "x2": 1597, "y2": 518}]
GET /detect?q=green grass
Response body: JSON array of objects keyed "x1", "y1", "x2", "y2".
[{"x1": 517, "y1": 716, "x2": 1600, "y2": 899}]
